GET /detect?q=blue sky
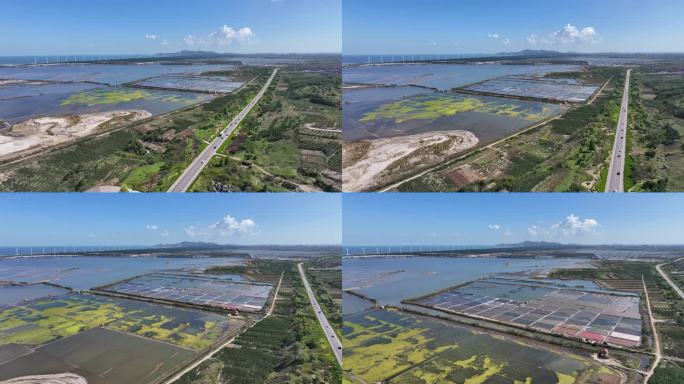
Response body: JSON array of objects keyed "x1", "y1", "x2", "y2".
[
  {"x1": 0, "y1": 0, "x2": 341, "y2": 55},
  {"x1": 0, "y1": 194, "x2": 340, "y2": 246},
  {"x1": 344, "y1": 0, "x2": 684, "y2": 54},
  {"x1": 343, "y1": 194, "x2": 684, "y2": 246}
]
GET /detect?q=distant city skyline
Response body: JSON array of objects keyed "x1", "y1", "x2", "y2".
[
  {"x1": 344, "y1": 0, "x2": 684, "y2": 54},
  {"x1": 343, "y1": 194, "x2": 684, "y2": 246},
  {"x1": 0, "y1": 0, "x2": 341, "y2": 55},
  {"x1": 0, "y1": 194, "x2": 341, "y2": 246}
]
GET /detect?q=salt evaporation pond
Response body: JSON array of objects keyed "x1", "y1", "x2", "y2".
[
  {"x1": 0, "y1": 283, "x2": 69, "y2": 308},
  {"x1": 0, "y1": 85, "x2": 212, "y2": 124},
  {"x1": 0, "y1": 63, "x2": 238, "y2": 125},
  {"x1": 0, "y1": 63, "x2": 236, "y2": 85},
  {"x1": 342, "y1": 256, "x2": 592, "y2": 305},
  {"x1": 136, "y1": 75, "x2": 244, "y2": 93},
  {"x1": 343, "y1": 87, "x2": 565, "y2": 142},
  {"x1": 343, "y1": 63, "x2": 579, "y2": 90},
  {"x1": 0, "y1": 256, "x2": 245, "y2": 290}
]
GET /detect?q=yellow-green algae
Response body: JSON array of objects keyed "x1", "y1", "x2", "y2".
[
  {"x1": 61, "y1": 88, "x2": 205, "y2": 107},
  {"x1": 343, "y1": 309, "x2": 623, "y2": 384},
  {"x1": 360, "y1": 95, "x2": 552, "y2": 124},
  {"x1": 0, "y1": 294, "x2": 229, "y2": 350}
]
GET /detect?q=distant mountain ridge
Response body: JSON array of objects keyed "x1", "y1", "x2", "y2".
[
  {"x1": 154, "y1": 50, "x2": 223, "y2": 58},
  {"x1": 495, "y1": 49, "x2": 571, "y2": 57},
  {"x1": 155, "y1": 241, "x2": 223, "y2": 249},
  {"x1": 495, "y1": 241, "x2": 568, "y2": 248}
]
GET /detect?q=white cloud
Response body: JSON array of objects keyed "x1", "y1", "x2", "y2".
[
  {"x1": 208, "y1": 215, "x2": 256, "y2": 236},
  {"x1": 145, "y1": 34, "x2": 157, "y2": 40},
  {"x1": 488, "y1": 33, "x2": 499, "y2": 39},
  {"x1": 183, "y1": 26, "x2": 255, "y2": 47},
  {"x1": 551, "y1": 214, "x2": 599, "y2": 236},
  {"x1": 488, "y1": 224, "x2": 500, "y2": 231},
  {"x1": 528, "y1": 225, "x2": 540, "y2": 237},
  {"x1": 428, "y1": 41, "x2": 437, "y2": 46},
  {"x1": 145, "y1": 225, "x2": 158, "y2": 231},
  {"x1": 208, "y1": 25, "x2": 255, "y2": 45},
  {"x1": 526, "y1": 34, "x2": 545, "y2": 45},
  {"x1": 88, "y1": 233, "x2": 96, "y2": 238},
  {"x1": 160, "y1": 40, "x2": 169, "y2": 46},
  {"x1": 184, "y1": 35, "x2": 197, "y2": 46},
  {"x1": 527, "y1": 24, "x2": 599, "y2": 46},
  {"x1": 184, "y1": 214, "x2": 257, "y2": 239},
  {"x1": 502, "y1": 38, "x2": 511, "y2": 46},
  {"x1": 161, "y1": 230, "x2": 169, "y2": 237},
  {"x1": 503, "y1": 229, "x2": 512, "y2": 237},
  {"x1": 185, "y1": 225, "x2": 197, "y2": 237},
  {"x1": 552, "y1": 24, "x2": 598, "y2": 44},
  {"x1": 428, "y1": 233, "x2": 438, "y2": 238},
  {"x1": 527, "y1": 214, "x2": 599, "y2": 238}
]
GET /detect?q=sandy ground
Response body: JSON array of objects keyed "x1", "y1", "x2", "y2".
[
  {"x1": 343, "y1": 130, "x2": 478, "y2": 191},
  {"x1": 0, "y1": 110, "x2": 151, "y2": 161},
  {"x1": 0, "y1": 373, "x2": 88, "y2": 384},
  {"x1": 85, "y1": 185, "x2": 122, "y2": 193}
]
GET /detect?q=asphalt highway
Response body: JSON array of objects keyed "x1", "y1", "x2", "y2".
[
  {"x1": 168, "y1": 68, "x2": 279, "y2": 192},
  {"x1": 298, "y1": 262, "x2": 343, "y2": 366},
  {"x1": 605, "y1": 69, "x2": 632, "y2": 192}
]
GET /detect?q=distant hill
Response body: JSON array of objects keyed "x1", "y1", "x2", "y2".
[
  {"x1": 496, "y1": 241, "x2": 568, "y2": 248},
  {"x1": 495, "y1": 49, "x2": 573, "y2": 58},
  {"x1": 155, "y1": 50, "x2": 224, "y2": 58},
  {"x1": 155, "y1": 241, "x2": 222, "y2": 249}
]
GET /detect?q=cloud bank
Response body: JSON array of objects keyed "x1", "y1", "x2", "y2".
[
  {"x1": 527, "y1": 24, "x2": 599, "y2": 46},
  {"x1": 185, "y1": 214, "x2": 257, "y2": 238},
  {"x1": 528, "y1": 214, "x2": 600, "y2": 238},
  {"x1": 184, "y1": 25, "x2": 255, "y2": 47}
]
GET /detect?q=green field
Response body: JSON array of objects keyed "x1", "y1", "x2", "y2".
[
  {"x1": 192, "y1": 66, "x2": 341, "y2": 192},
  {"x1": 629, "y1": 70, "x2": 684, "y2": 191}
]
